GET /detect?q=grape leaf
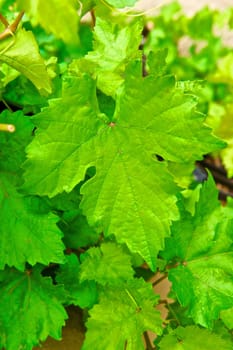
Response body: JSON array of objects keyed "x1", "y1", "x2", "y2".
[
  {"x1": 80, "y1": 242, "x2": 135, "y2": 286},
  {"x1": 80, "y1": 65, "x2": 224, "y2": 269},
  {"x1": 17, "y1": 0, "x2": 79, "y2": 44},
  {"x1": 163, "y1": 176, "x2": 233, "y2": 327},
  {"x1": 158, "y1": 325, "x2": 232, "y2": 350},
  {"x1": 22, "y1": 73, "x2": 179, "y2": 270},
  {"x1": 23, "y1": 62, "x2": 224, "y2": 270},
  {"x1": 0, "y1": 28, "x2": 51, "y2": 93},
  {"x1": 56, "y1": 254, "x2": 97, "y2": 308},
  {"x1": 116, "y1": 61, "x2": 225, "y2": 163},
  {"x1": 82, "y1": 278, "x2": 162, "y2": 350},
  {"x1": 0, "y1": 267, "x2": 67, "y2": 350},
  {"x1": 23, "y1": 75, "x2": 103, "y2": 196},
  {"x1": 0, "y1": 175, "x2": 65, "y2": 270},
  {"x1": 70, "y1": 17, "x2": 143, "y2": 96}
]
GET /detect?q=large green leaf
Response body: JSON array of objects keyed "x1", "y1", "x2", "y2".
[
  {"x1": 0, "y1": 28, "x2": 51, "y2": 93},
  {"x1": 163, "y1": 176, "x2": 233, "y2": 327},
  {"x1": 17, "y1": 0, "x2": 79, "y2": 44},
  {"x1": 0, "y1": 267, "x2": 67, "y2": 350},
  {"x1": 23, "y1": 65, "x2": 224, "y2": 269},
  {"x1": 22, "y1": 74, "x2": 178, "y2": 270},
  {"x1": 82, "y1": 278, "x2": 162, "y2": 350},
  {"x1": 158, "y1": 325, "x2": 232, "y2": 350},
  {"x1": 70, "y1": 17, "x2": 143, "y2": 96}
]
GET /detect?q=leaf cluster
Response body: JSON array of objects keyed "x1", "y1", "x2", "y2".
[{"x1": 0, "y1": 1, "x2": 232, "y2": 350}]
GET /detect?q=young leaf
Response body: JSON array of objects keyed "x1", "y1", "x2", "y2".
[
  {"x1": 163, "y1": 176, "x2": 233, "y2": 328},
  {"x1": 17, "y1": 0, "x2": 80, "y2": 44},
  {"x1": 70, "y1": 17, "x2": 143, "y2": 96},
  {"x1": 80, "y1": 242, "x2": 134, "y2": 286},
  {"x1": 157, "y1": 325, "x2": 232, "y2": 350},
  {"x1": 56, "y1": 254, "x2": 97, "y2": 309},
  {"x1": 0, "y1": 267, "x2": 67, "y2": 350},
  {"x1": 0, "y1": 28, "x2": 51, "y2": 93},
  {"x1": 82, "y1": 278, "x2": 163, "y2": 350}
]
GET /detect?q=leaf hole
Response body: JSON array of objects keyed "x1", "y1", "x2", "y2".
[{"x1": 155, "y1": 154, "x2": 164, "y2": 162}]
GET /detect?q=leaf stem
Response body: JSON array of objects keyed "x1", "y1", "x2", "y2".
[
  {"x1": 2, "y1": 98, "x2": 13, "y2": 112},
  {"x1": 125, "y1": 288, "x2": 140, "y2": 309},
  {"x1": 152, "y1": 273, "x2": 168, "y2": 287},
  {"x1": 0, "y1": 14, "x2": 9, "y2": 27},
  {"x1": 90, "y1": 10, "x2": 96, "y2": 27},
  {"x1": 0, "y1": 123, "x2": 15, "y2": 132},
  {"x1": 0, "y1": 11, "x2": 24, "y2": 41}
]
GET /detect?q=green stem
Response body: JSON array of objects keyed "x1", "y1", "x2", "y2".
[
  {"x1": 2, "y1": 98, "x2": 13, "y2": 112},
  {"x1": 0, "y1": 123, "x2": 15, "y2": 132}
]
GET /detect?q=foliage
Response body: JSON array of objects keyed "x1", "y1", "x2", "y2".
[
  {"x1": 0, "y1": 1, "x2": 232, "y2": 350},
  {"x1": 0, "y1": 267, "x2": 67, "y2": 350},
  {"x1": 144, "y1": 1, "x2": 233, "y2": 177},
  {"x1": 157, "y1": 325, "x2": 232, "y2": 350}
]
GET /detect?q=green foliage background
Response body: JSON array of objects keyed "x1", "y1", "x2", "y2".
[{"x1": 0, "y1": 1, "x2": 232, "y2": 349}]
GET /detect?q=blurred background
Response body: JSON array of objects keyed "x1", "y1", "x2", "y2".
[{"x1": 135, "y1": 0, "x2": 233, "y2": 14}]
